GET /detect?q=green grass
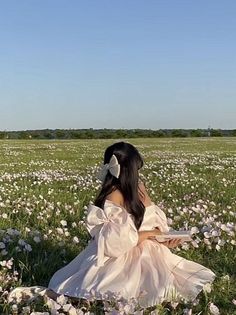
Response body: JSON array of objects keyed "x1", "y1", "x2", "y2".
[{"x1": 0, "y1": 138, "x2": 235, "y2": 314}]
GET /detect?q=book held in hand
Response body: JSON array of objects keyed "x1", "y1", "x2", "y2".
[{"x1": 155, "y1": 230, "x2": 192, "y2": 242}]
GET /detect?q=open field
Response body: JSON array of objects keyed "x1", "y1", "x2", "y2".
[{"x1": 0, "y1": 138, "x2": 236, "y2": 314}]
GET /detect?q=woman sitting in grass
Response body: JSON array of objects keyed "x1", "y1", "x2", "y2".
[{"x1": 47, "y1": 141, "x2": 216, "y2": 308}]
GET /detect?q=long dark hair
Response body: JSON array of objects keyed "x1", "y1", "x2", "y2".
[{"x1": 94, "y1": 141, "x2": 145, "y2": 230}]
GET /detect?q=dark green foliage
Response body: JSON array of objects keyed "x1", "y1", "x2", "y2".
[{"x1": 1, "y1": 128, "x2": 235, "y2": 139}]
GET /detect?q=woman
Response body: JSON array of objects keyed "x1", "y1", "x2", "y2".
[{"x1": 47, "y1": 141, "x2": 216, "y2": 308}]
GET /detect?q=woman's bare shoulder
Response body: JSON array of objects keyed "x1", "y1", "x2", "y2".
[
  {"x1": 106, "y1": 181, "x2": 152, "y2": 208},
  {"x1": 106, "y1": 188, "x2": 125, "y2": 207}
]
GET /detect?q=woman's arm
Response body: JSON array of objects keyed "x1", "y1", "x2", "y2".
[
  {"x1": 138, "y1": 180, "x2": 162, "y2": 244},
  {"x1": 138, "y1": 180, "x2": 182, "y2": 248},
  {"x1": 138, "y1": 180, "x2": 153, "y2": 207},
  {"x1": 138, "y1": 228, "x2": 162, "y2": 244}
]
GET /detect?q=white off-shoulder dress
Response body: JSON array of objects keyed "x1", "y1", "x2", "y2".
[{"x1": 47, "y1": 200, "x2": 216, "y2": 308}]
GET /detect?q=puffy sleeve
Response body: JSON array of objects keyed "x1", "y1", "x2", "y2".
[
  {"x1": 85, "y1": 203, "x2": 139, "y2": 266},
  {"x1": 140, "y1": 201, "x2": 170, "y2": 233}
]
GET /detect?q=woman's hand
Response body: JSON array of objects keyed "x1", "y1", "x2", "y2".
[
  {"x1": 138, "y1": 227, "x2": 162, "y2": 244},
  {"x1": 160, "y1": 238, "x2": 183, "y2": 248}
]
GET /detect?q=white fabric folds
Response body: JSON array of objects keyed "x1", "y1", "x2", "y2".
[
  {"x1": 47, "y1": 200, "x2": 216, "y2": 308},
  {"x1": 86, "y1": 202, "x2": 139, "y2": 266}
]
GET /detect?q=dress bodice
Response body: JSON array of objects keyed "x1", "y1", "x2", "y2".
[
  {"x1": 102, "y1": 199, "x2": 169, "y2": 233},
  {"x1": 85, "y1": 199, "x2": 170, "y2": 267}
]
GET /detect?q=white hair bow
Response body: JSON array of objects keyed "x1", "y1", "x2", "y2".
[{"x1": 97, "y1": 154, "x2": 120, "y2": 182}]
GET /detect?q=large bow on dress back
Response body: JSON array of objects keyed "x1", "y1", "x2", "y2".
[{"x1": 86, "y1": 202, "x2": 139, "y2": 267}]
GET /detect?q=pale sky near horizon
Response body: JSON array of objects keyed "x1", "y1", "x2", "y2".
[{"x1": 0, "y1": 0, "x2": 235, "y2": 131}]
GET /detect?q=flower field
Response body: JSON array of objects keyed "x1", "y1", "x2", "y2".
[{"x1": 0, "y1": 138, "x2": 235, "y2": 315}]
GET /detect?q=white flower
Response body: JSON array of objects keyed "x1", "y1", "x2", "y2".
[
  {"x1": 204, "y1": 232, "x2": 211, "y2": 238},
  {"x1": 56, "y1": 227, "x2": 64, "y2": 235},
  {"x1": 65, "y1": 231, "x2": 70, "y2": 237},
  {"x1": 63, "y1": 304, "x2": 79, "y2": 315},
  {"x1": 170, "y1": 301, "x2": 179, "y2": 309},
  {"x1": 8, "y1": 287, "x2": 24, "y2": 303},
  {"x1": 25, "y1": 244, "x2": 32, "y2": 252},
  {"x1": 203, "y1": 283, "x2": 212, "y2": 293},
  {"x1": 0, "y1": 258, "x2": 14, "y2": 269},
  {"x1": 190, "y1": 226, "x2": 199, "y2": 234},
  {"x1": 45, "y1": 296, "x2": 61, "y2": 311},
  {"x1": 212, "y1": 230, "x2": 219, "y2": 237},
  {"x1": 220, "y1": 224, "x2": 228, "y2": 232},
  {"x1": 11, "y1": 304, "x2": 18, "y2": 311},
  {"x1": 209, "y1": 302, "x2": 220, "y2": 315},
  {"x1": 60, "y1": 220, "x2": 67, "y2": 227},
  {"x1": 73, "y1": 236, "x2": 80, "y2": 244},
  {"x1": 56, "y1": 294, "x2": 68, "y2": 305},
  {"x1": 33, "y1": 236, "x2": 41, "y2": 243},
  {"x1": 182, "y1": 243, "x2": 190, "y2": 250},
  {"x1": 222, "y1": 275, "x2": 230, "y2": 281},
  {"x1": 34, "y1": 287, "x2": 48, "y2": 296},
  {"x1": 215, "y1": 244, "x2": 221, "y2": 251},
  {"x1": 191, "y1": 240, "x2": 199, "y2": 248}
]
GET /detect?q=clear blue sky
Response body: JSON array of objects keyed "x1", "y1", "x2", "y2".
[{"x1": 0, "y1": 0, "x2": 235, "y2": 131}]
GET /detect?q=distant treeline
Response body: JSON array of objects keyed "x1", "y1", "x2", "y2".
[{"x1": 0, "y1": 128, "x2": 236, "y2": 139}]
